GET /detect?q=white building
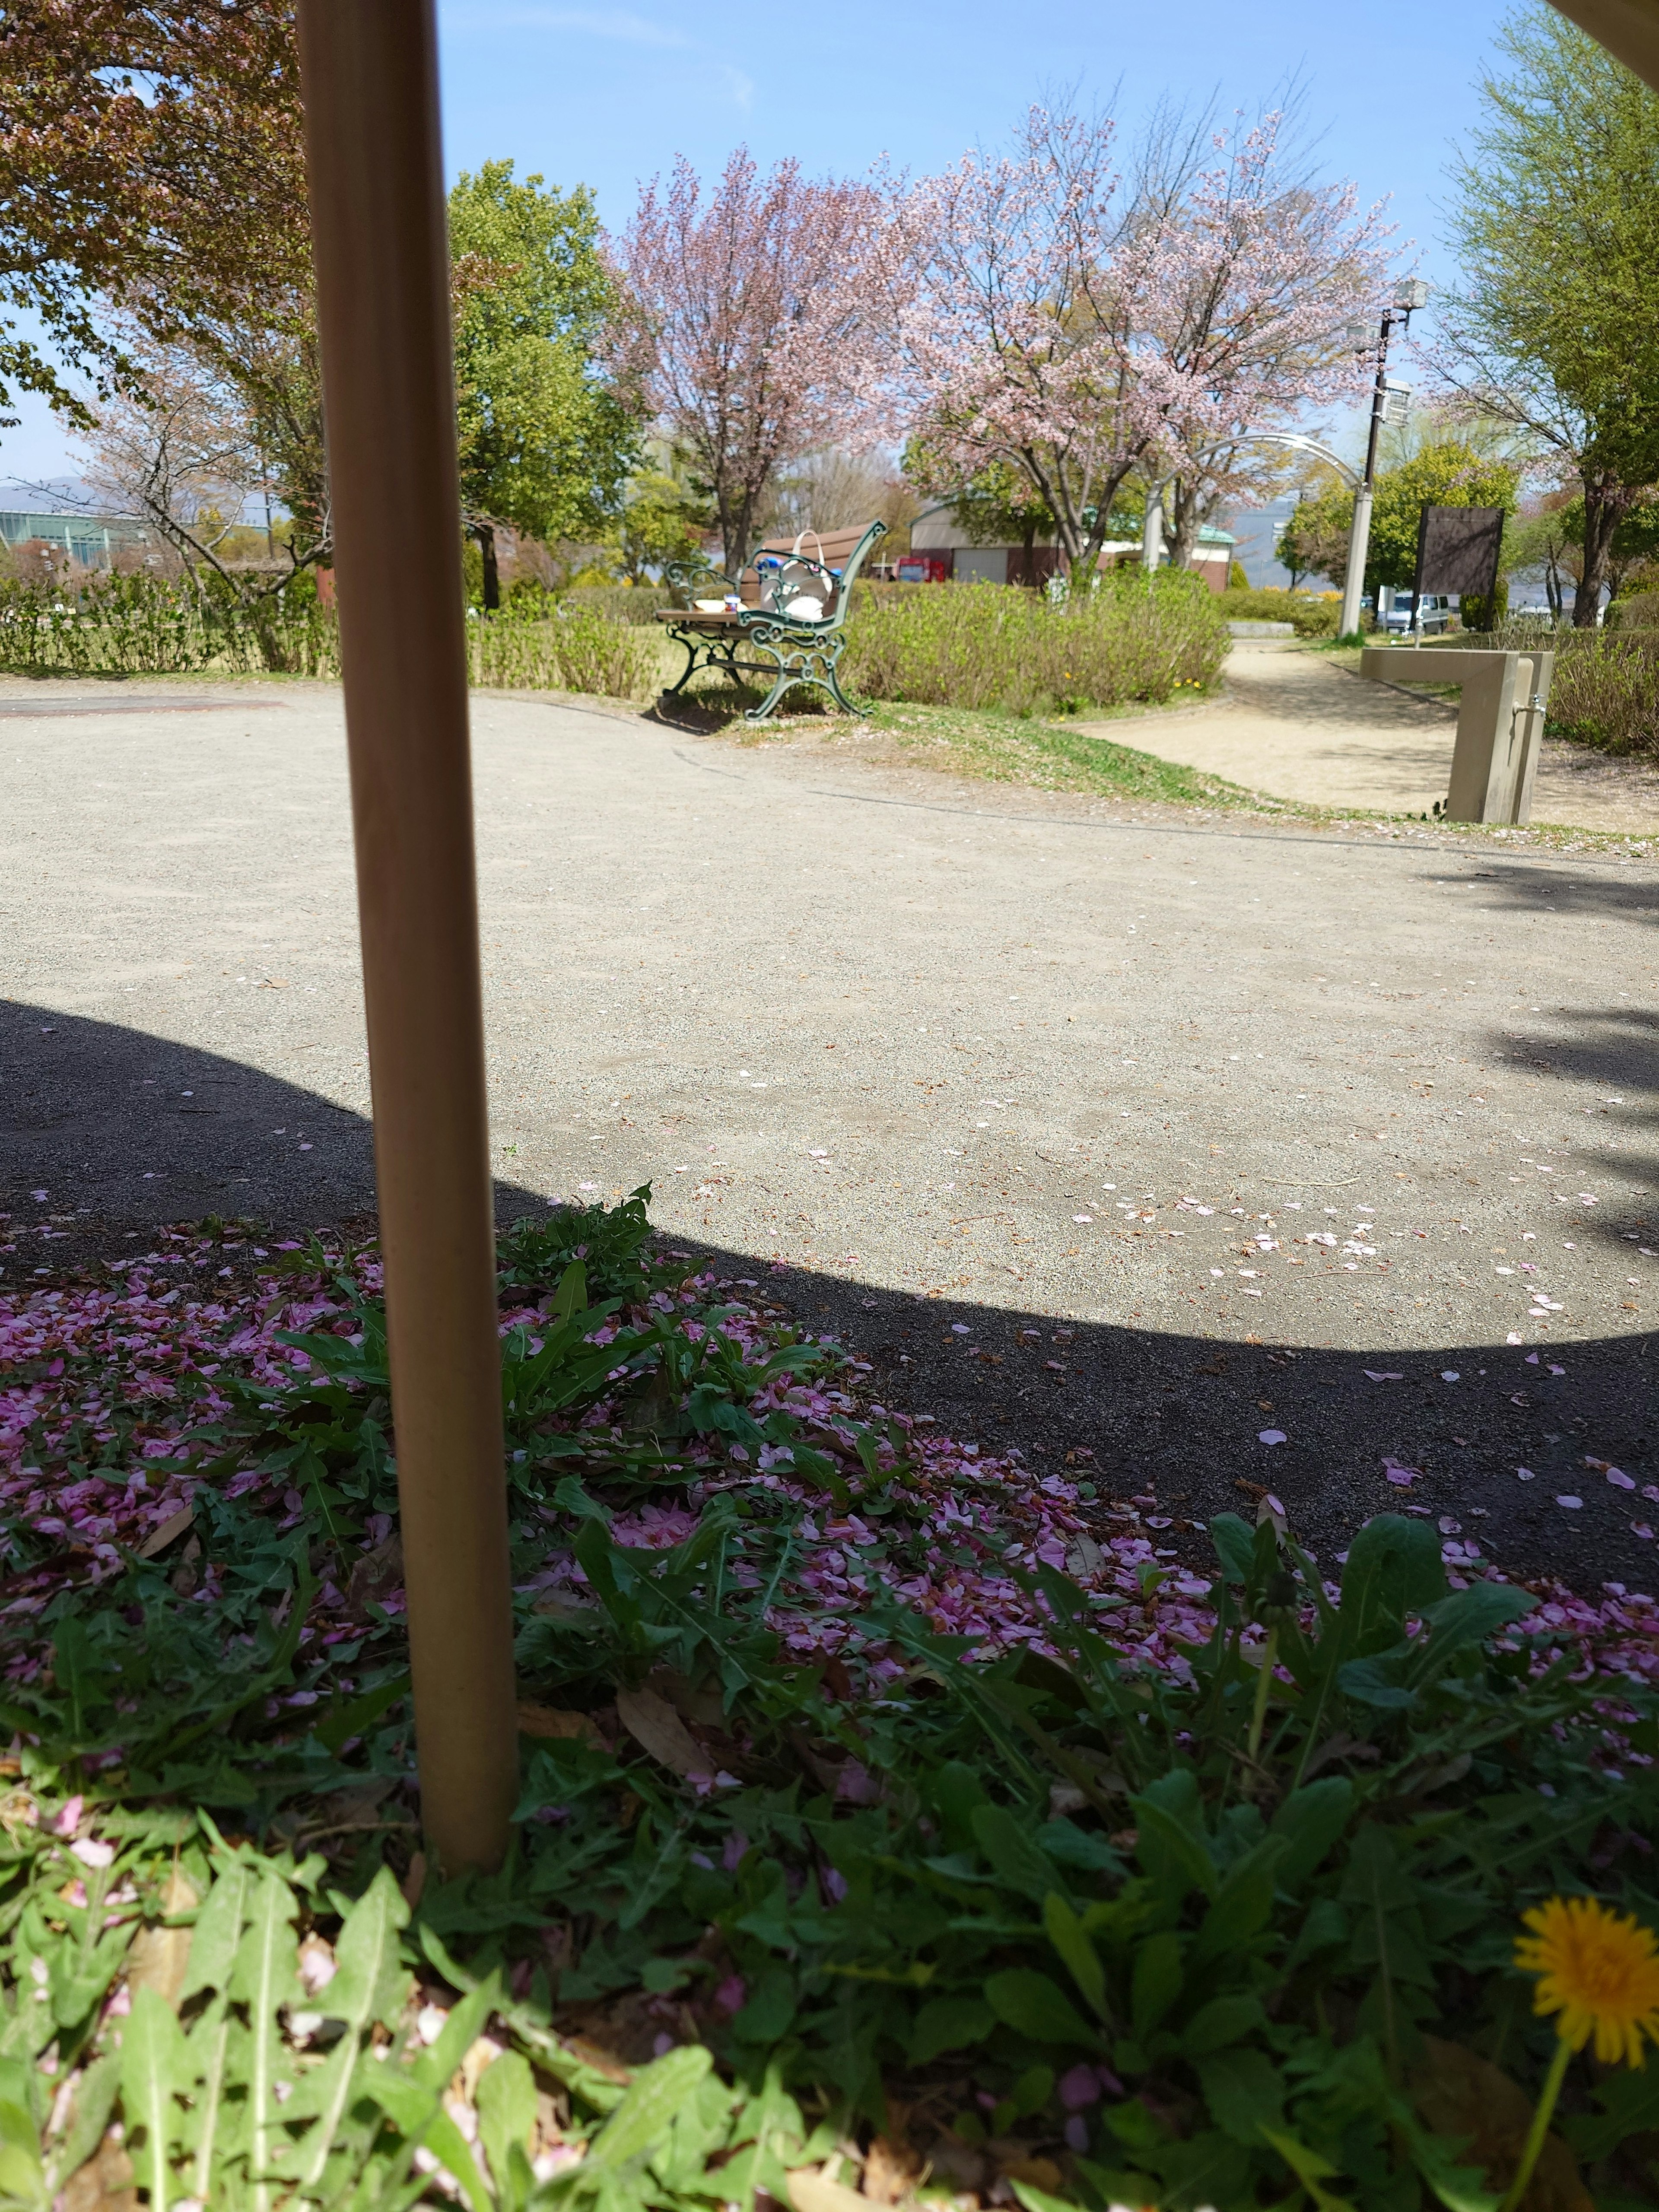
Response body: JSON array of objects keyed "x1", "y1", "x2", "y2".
[{"x1": 903, "y1": 501, "x2": 1237, "y2": 590}]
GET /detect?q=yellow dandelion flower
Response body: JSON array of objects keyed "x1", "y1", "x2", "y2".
[{"x1": 1515, "y1": 1894, "x2": 1659, "y2": 2068}]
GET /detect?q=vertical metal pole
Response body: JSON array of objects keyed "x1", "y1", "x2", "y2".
[
  {"x1": 295, "y1": 0, "x2": 518, "y2": 1874},
  {"x1": 1338, "y1": 311, "x2": 1394, "y2": 641},
  {"x1": 1141, "y1": 483, "x2": 1166, "y2": 572}
]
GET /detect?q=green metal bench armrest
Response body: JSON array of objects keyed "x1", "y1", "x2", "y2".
[
  {"x1": 742, "y1": 518, "x2": 888, "y2": 626},
  {"x1": 661, "y1": 556, "x2": 737, "y2": 611}
]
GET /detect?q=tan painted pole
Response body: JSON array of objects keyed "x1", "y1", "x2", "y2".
[{"x1": 295, "y1": 0, "x2": 518, "y2": 1874}]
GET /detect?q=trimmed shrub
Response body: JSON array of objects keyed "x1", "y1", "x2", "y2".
[
  {"x1": 843, "y1": 569, "x2": 1227, "y2": 714},
  {"x1": 559, "y1": 582, "x2": 663, "y2": 627},
  {"x1": 0, "y1": 571, "x2": 340, "y2": 676},
  {"x1": 1217, "y1": 586, "x2": 1341, "y2": 638}
]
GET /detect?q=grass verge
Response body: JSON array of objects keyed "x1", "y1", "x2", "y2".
[{"x1": 666, "y1": 688, "x2": 1272, "y2": 812}]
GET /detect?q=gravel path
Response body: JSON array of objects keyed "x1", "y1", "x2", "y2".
[
  {"x1": 1085, "y1": 639, "x2": 1659, "y2": 833},
  {"x1": 3, "y1": 676, "x2": 1657, "y2": 1584}
]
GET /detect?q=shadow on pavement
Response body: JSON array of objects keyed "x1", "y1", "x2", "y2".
[
  {"x1": 4, "y1": 1000, "x2": 1655, "y2": 1590},
  {"x1": 1471, "y1": 859, "x2": 1659, "y2": 927}
]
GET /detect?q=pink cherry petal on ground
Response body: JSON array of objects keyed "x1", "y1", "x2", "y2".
[
  {"x1": 1258, "y1": 1429, "x2": 1287, "y2": 1446},
  {"x1": 52, "y1": 1796, "x2": 83, "y2": 1837},
  {"x1": 1059, "y1": 2063, "x2": 1101, "y2": 2110},
  {"x1": 1608, "y1": 1470, "x2": 1636, "y2": 1490},
  {"x1": 1556, "y1": 1496, "x2": 1583, "y2": 1510},
  {"x1": 70, "y1": 1837, "x2": 114, "y2": 1869}
]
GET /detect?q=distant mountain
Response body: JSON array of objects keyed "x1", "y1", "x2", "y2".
[{"x1": 0, "y1": 476, "x2": 92, "y2": 512}]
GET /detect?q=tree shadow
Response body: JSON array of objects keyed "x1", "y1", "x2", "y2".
[
  {"x1": 1466, "y1": 858, "x2": 1659, "y2": 927},
  {"x1": 1470, "y1": 1001, "x2": 1659, "y2": 1257},
  {"x1": 5, "y1": 1000, "x2": 1655, "y2": 1590}
]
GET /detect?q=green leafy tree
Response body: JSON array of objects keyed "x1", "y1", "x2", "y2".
[
  {"x1": 1274, "y1": 441, "x2": 1517, "y2": 611},
  {"x1": 1436, "y1": 6, "x2": 1659, "y2": 624},
  {"x1": 448, "y1": 160, "x2": 639, "y2": 608},
  {"x1": 942, "y1": 457, "x2": 1058, "y2": 551},
  {"x1": 1567, "y1": 489, "x2": 1659, "y2": 603},
  {"x1": 610, "y1": 461, "x2": 713, "y2": 584}
]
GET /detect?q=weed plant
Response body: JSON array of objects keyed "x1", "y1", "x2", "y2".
[
  {"x1": 1, "y1": 1196, "x2": 1657, "y2": 2208},
  {"x1": 842, "y1": 573, "x2": 1227, "y2": 716}
]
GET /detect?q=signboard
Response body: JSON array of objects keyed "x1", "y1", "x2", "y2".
[{"x1": 1411, "y1": 503, "x2": 1505, "y2": 618}]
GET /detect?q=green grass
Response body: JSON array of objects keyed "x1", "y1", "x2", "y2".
[
  {"x1": 847, "y1": 699, "x2": 1270, "y2": 807},
  {"x1": 665, "y1": 680, "x2": 1272, "y2": 810}
]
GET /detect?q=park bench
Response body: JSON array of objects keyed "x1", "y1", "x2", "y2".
[{"x1": 655, "y1": 518, "x2": 887, "y2": 721}]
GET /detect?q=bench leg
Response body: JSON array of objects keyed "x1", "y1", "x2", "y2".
[
  {"x1": 822, "y1": 642, "x2": 862, "y2": 718},
  {"x1": 740, "y1": 626, "x2": 861, "y2": 722},
  {"x1": 745, "y1": 654, "x2": 795, "y2": 722},
  {"x1": 662, "y1": 629, "x2": 704, "y2": 697}
]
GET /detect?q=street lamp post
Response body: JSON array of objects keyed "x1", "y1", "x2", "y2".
[
  {"x1": 1338, "y1": 280, "x2": 1430, "y2": 641},
  {"x1": 1141, "y1": 481, "x2": 1167, "y2": 572}
]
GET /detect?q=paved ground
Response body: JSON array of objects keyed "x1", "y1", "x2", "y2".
[
  {"x1": 1087, "y1": 640, "x2": 1659, "y2": 832},
  {"x1": 3, "y1": 676, "x2": 1657, "y2": 1586}
]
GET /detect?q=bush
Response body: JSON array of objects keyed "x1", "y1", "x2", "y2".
[
  {"x1": 0, "y1": 570, "x2": 340, "y2": 676},
  {"x1": 559, "y1": 581, "x2": 663, "y2": 627},
  {"x1": 844, "y1": 569, "x2": 1227, "y2": 713},
  {"x1": 1545, "y1": 629, "x2": 1659, "y2": 753},
  {"x1": 1455, "y1": 620, "x2": 1659, "y2": 756},
  {"x1": 1217, "y1": 586, "x2": 1341, "y2": 638},
  {"x1": 467, "y1": 604, "x2": 658, "y2": 698},
  {"x1": 1607, "y1": 590, "x2": 1659, "y2": 632}
]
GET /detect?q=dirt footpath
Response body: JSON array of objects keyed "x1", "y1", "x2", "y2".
[
  {"x1": 3, "y1": 677, "x2": 1657, "y2": 1584},
  {"x1": 1082, "y1": 640, "x2": 1659, "y2": 832}
]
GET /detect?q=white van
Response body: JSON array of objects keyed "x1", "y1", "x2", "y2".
[{"x1": 1379, "y1": 589, "x2": 1456, "y2": 635}]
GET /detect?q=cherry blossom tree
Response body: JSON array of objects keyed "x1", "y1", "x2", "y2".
[
  {"x1": 869, "y1": 106, "x2": 1167, "y2": 580},
  {"x1": 1142, "y1": 112, "x2": 1393, "y2": 569},
  {"x1": 872, "y1": 102, "x2": 1392, "y2": 582},
  {"x1": 617, "y1": 150, "x2": 878, "y2": 570}
]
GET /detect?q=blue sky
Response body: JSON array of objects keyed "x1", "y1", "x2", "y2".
[{"x1": 2, "y1": 0, "x2": 1515, "y2": 486}]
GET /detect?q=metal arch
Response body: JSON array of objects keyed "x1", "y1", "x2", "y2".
[{"x1": 1217, "y1": 432, "x2": 1363, "y2": 491}]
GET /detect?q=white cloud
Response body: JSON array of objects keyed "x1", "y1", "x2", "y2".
[{"x1": 718, "y1": 63, "x2": 755, "y2": 111}]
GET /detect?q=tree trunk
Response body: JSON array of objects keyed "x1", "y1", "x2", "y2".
[
  {"x1": 476, "y1": 521, "x2": 500, "y2": 613},
  {"x1": 1575, "y1": 474, "x2": 1636, "y2": 627},
  {"x1": 1168, "y1": 479, "x2": 1202, "y2": 573}
]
